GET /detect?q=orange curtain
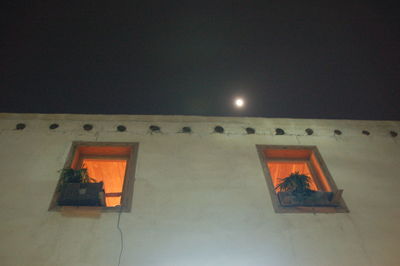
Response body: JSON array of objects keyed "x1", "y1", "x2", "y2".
[
  {"x1": 82, "y1": 159, "x2": 127, "y2": 207},
  {"x1": 267, "y1": 161, "x2": 318, "y2": 191}
]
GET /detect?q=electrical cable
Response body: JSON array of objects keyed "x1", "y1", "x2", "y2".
[{"x1": 117, "y1": 206, "x2": 124, "y2": 266}]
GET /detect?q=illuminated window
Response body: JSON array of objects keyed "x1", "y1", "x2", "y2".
[
  {"x1": 257, "y1": 145, "x2": 348, "y2": 213},
  {"x1": 49, "y1": 142, "x2": 139, "y2": 212},
  {"x1": 80, "y1": 158, "x2": 127, "y2": 207}
]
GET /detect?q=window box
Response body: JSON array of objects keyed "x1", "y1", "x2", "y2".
[
  {"x1": 257, "y1": 145, "x2": 348, "y2": 213},
  {"x1": 58, "y1": 182, "x2": 105, "y2": 207},
  {"x1": 277, "y1": 190, "x2": 342, "y2": 207}
]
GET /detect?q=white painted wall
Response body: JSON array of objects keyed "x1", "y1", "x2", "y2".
[{"x1": 0, "y1": 113, "x2": 399, "y2": 266}]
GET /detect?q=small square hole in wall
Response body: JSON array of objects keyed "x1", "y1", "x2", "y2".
[
  {"x1": 49, "y1": 142, "x2": 139, "y2": 212},
  {"x1": 257, "y1": 145, "x2": 348, "y2": 213}
]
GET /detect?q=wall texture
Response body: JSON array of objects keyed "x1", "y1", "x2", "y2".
[{"x1": 0, "y1": 113, "x2": 399, "y2": 266}]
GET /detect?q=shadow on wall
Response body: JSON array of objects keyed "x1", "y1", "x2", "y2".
[{"x1": 59, "y1": 206, "x2": 102, "y2": 218}]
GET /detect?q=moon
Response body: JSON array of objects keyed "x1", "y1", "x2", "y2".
[{"x1": 234, "y1": 98, "x2": 244, "y2": 108}]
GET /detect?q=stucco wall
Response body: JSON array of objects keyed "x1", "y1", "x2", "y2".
[{"x1": 0, "y1": 113, "x2": 399, "y2": 266}]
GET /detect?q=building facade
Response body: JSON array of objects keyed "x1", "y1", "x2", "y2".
[{"x1": 0, "y1": 113, "x2": 399, "y2": 266}]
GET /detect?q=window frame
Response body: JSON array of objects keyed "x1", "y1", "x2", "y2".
[
  {"x1": 256, "y1": 145, "x2": 348, "y2": 213},
  {"x1": 48, "y1": 141, "x2": 139, "y2": 212}
]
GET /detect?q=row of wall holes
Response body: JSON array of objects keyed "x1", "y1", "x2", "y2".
[{"x1": 12, "y1": 123, "x2": 399, "y2": 137}]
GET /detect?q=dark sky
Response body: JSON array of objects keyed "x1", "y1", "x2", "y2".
[{"x1": 1, "y1": 1, "x2": 400, "y2": 120}]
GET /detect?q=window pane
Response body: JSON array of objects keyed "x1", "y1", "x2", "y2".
[
  {"x1": 82, "y1": 159, "x2": 127, "y2": 207},
  {"x1": 267, "y1": 161, "x2": 318, "y2": 191}
]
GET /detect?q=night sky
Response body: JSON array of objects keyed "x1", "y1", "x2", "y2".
[{"x1": 1, "y1": 2, "x2": 400, "y2": 120}]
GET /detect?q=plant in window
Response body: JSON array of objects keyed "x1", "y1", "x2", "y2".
[
  {"x1": 275, "y1": 172, "x2": 312, "y2": 192},
  {"x1": 59, "y1": 168, "x2": 94, "y2": 184},
  {"x1": 275, "y1": 172, "x2": 337, "y2": 207},
  {"x1": 57, "y1": 168, "x2": 105, "y2": 207}
]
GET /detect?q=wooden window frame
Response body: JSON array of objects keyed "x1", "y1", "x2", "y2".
[
  {"x1": 257, "y1": 145, "x2": 349, "y2": 213},
  {"x1": 48, "y1": 141, "x2": 139, "y2": 212}
]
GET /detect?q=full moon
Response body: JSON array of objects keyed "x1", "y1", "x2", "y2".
[{"x1": 235, "y1": 98, "x2": 244, "y2": 108}]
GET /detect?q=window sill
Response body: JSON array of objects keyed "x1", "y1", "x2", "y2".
[{"x1": 49, "y1": 205, "x2": 130, "y2": 213}]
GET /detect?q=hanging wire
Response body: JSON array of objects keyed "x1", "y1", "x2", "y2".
[{"x1": 117, "y1": 206, "x2": 124, "y2": 266}]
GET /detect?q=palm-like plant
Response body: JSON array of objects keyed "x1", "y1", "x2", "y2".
[
  {"x1": 60, "y1": 168, "x2": 96, "y2": 184},
  {"x1": 275, "y1": 172, "x2": 313, "y2": 194}
]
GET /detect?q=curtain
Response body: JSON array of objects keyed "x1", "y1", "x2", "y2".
[
  {"x1": 267, "y1": 161, "x2": 318, "y2": 191},
  {"x1": 82, "y1": 159, "x2": 127, "y2": 207}
]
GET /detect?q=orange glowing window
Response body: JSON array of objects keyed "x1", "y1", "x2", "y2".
[
  {"x1": 82, "y1": 158, "x2": 127, "y2": 207},
  {"x1": 263, "y1": 148, "x2": 332, "y2": 193},
  {"x1": 257, "y1": 145, "x2": 348, "y2": 213},
  {"x1": 49, "y1": 142, "x2": 139, "y2": 212}
]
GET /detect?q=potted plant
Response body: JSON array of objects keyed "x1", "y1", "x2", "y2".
[
  {"x1": 275, "y1": 172, "x2": 340, "y2": 207},
  {"x1": 57, "y1": 168, "x2": 105, "y2": 206}
]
